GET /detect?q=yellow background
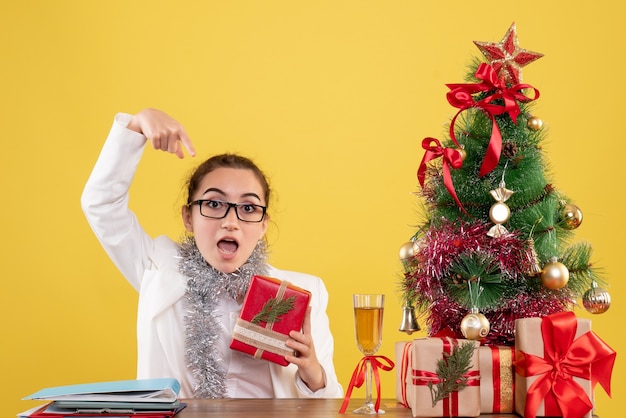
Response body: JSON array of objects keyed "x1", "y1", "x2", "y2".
[{"x1": 2, "y1": 1, "x2": 623, "y2": 416}]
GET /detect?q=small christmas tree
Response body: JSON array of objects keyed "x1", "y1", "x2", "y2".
[{"x1": 400, "y1": 23, "x2": 611, "y2": 346}]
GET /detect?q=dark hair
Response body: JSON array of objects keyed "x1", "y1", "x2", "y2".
[{"x1": 185, "y1": 153, "x2": 271, "y2": 208}]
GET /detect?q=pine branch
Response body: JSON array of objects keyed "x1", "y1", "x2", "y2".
[
  {"x1": 251, "y1": 295, "x2": 296, "y2": 325},
  {"x1": 428, "y1": 341, "x2": 476, "y2": 407},
  {"x1": 447, "y1": 252, "x2": 504, "y2": 310},
  {"x1": 561, "y1": 241, "x2": 605, "y2": 295}
]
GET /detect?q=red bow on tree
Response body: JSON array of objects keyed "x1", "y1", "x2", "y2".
[
  {"x1": 417, "y1": 137, "x2": 466, "y2": 214},
  {"x1": 446, "y1": 62, "x2": 539, "y2": 177},
  {"x1": 515, "y1": 312, "x2": 615, "y2": 418}
]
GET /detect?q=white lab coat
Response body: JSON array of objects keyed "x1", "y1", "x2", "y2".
[{"x1": 81, "y1": 114, "x2": 343, "y2": 399}]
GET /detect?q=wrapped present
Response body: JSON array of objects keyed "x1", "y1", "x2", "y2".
[
  {"x1": 478, "y1": 345, "x2": 515, "y2": 414},
  {"x1": 407, "y1": 337, "x2": 480, "y2": 417},
  {"x1": 395, "y1": 341, "x2": 413, "y2": 407},
  {"x1": 514, "y1": 311, "x2": 615, "y2": 418},
  {"x1": 230, "y1": 275, "x2": 311, "y2": 366}
]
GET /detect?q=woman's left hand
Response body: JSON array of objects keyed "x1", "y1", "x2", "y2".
[{"x1": 285, "y1": 307, "x2": 325, "y2": 392}]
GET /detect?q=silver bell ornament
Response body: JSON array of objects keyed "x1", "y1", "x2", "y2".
[{"x1": 398, "y1": 302, "x2": 421, "y2": 335}]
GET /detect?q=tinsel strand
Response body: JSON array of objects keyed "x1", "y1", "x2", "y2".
[{"x1": 178, "y1": 236, "x2": 268, "y2": 398}]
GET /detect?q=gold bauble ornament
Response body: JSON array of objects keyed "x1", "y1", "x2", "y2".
[
  {"x1": 526, "y1": 115, "x2": 543, "y2": 131},
  {"x1": 455, "y1": 147, "x2": 467, "y2": 161},
  {"x1": 540, "y1": 258, "x2": 569, "y2": 289},
  {"x1": 559, "y1": 203, "x2": 583, "y2": 229},
  {"x1": 399, "y1": 241, "x2": 418, "y2": 261},
  {"x1": 460, "y1": 309, "x2": 490, "y2": 340},
  {"x1": 583, "y1": 284, "x2": 611, "y2": 314},
  {"x1": 489, "y1": 202, "x2": 511, "y2": 224}
]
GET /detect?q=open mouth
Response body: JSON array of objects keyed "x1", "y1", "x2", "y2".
[{"x1": 217, "y1": 239, "x2": 239, "y2": 254}]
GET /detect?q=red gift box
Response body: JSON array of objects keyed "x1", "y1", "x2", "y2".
[
  {"x1": 230, "y1": 275, "x2": 311, "y2": 366},
  {"x1": 407, "y1": 337, "x2": 481, "y2": 417},
  {"x1": 478, "y1": 345, "x2": 515, "y2": 414},
  {"x1": 514, "y1": 312, "x2": 615, "y2": 418}
]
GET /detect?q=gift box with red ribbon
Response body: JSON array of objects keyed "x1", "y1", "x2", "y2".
[
  {"x1": 394, "y1": 341, "x2": 413, "y2": 407},
  {"x1": 407, "y1": 337, "x2": 481, "y2": 417},
  {"x1": 514, "y1": 311, "x2": 615, "y2": 418},
  {"x1": 478, "y1": 345, "x2": 515, "y2": 414},
  {"x1": 230, "y1": 275, "x2": 311, "y2": 366}
]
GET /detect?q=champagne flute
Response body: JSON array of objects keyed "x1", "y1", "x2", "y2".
[{"x1": 352, "y1": 294, "x2": 385, "y2": 414}]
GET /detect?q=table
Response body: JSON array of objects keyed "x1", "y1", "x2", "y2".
[{"x1": 176, "y1": 398, "x2": 520, "y2": 417}]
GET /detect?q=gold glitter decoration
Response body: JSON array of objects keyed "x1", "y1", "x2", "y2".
[{"x1": 498, "y1": 347, "x2": 514, "y2": 410}]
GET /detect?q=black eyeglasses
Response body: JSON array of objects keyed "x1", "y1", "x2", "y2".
[{"x1": 188, "y1": 199, "x2": 267, "y2": 223}]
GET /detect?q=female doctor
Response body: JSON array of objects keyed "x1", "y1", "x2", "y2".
[{"x1": 81, "y1": 108, "x2": 343, "y2": 399}]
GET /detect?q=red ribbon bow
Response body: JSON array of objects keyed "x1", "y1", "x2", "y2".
[
  {"x1": 417, "y1": 137, "x2": 466, "y2": 213},
  {"x1": 338, "y1": 355, "x2": 395, "y2": 414},
  {"x1": 446, "y1": 62, "x2": 540, "y2": 177},
  {"x1": 515, "y1": 311, "x2": 616, "y2": 418}
]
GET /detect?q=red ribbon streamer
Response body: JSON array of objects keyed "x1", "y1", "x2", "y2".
[
  {"x1": 489, "y1": 346, "x2": 502, "y2": 412},
  {"x1": 411, "y1": 337, "x2": 479, "y2": 416},
  {"x1": 446, "y1": 62, "x2": 539, "y2": 177},
  {"x1": 484, "y1": 345, "x2": 515, "y2": 413},
  {"x1": 399, "y1": 342, "x2": 412, "y2": 407},
  {"x1": 514, "y1": 312, "x2": 616, "y2": 418},
  {"x1": 417, "y1": 137, "x2": 466, "y2": 213},
  {"x1": 338, "y1": 355, "x2": 395, "y2": 414}
]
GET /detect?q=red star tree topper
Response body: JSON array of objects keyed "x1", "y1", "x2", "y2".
[{"x1": 473, "y1": 22, "x2": 543, "y2": 84}]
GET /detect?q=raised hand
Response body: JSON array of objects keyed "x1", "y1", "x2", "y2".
[{"x1": 127, "y1": 108, "x2": 196, "y2": 159}]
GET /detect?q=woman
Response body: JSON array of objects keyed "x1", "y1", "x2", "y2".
[{"x1": 81, "y1": 108, "x2": 343, "y2": 399}]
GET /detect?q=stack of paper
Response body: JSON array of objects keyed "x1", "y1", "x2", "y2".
[{"x1": 19, "y1": 378, "x2": 185, "y2": 417}]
